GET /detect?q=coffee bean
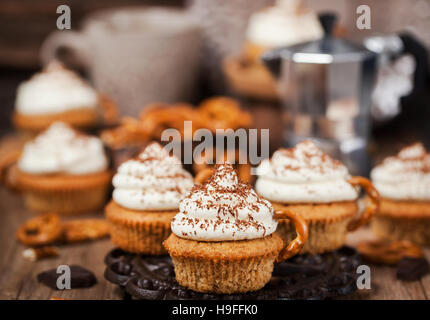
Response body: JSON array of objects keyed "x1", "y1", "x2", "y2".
[
  {"x1": 38, "y1": 265, "x2": 97, "y2": 290},
  {"x1": 397, "y1": 257, "x2": 430, "y2": 281}
]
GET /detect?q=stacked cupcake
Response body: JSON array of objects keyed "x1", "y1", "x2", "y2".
[
  {"x1": 223, "y1": 0, "x2": 323, "y2": 100},
  {"x1": 11, "y1": 122, "x2": 111, "y2": 214},
  {"x1": 371, "y1": 143, "x2": 430, "y2": 245}
]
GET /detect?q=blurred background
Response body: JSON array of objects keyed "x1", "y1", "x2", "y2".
[{"x1": 1, "y1": 0, "x2": 430, "y2": 173}]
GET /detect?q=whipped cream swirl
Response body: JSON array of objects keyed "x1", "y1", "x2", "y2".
[
  {"x1": 15, "y1": 61, "x2": 98, "y2": 115},
  {"x1": 246, "y1": 0, "x2": 323, "y2": 48},
  {"x1": 371, "y1": 143, "x2": 430, "y2": 201},
  {"x1": 171, "y1": 164, "x2": 277, "y2": 241},
  {"x1": 18, "y1": 122, "x2": 108, "y2": 175},
  {"x1": 256, "y1": 141, "x2": 358, "y2": 203},
  {"x1": 112, "y1": 142, "x2": 193, "y2": 211}
]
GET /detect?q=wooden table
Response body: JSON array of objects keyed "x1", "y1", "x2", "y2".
[{"x1": 0, "y1": 186, "x2": 429, "y2": 300}]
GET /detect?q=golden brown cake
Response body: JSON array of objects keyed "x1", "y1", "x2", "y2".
[
  {"x1": 105, "y1": 201, "x2": 176, "y2": 255},
  {"x1": 13, "y1": 108, "x2": 99, "y2": 134},
  {"x1": 164, "y1": 164, "x2": 308, "y2": 294},
  {"x1": 370, "y1": 143, "x2": 430, "y2": 245},
  {"x1": 11, "y1": 122, "x2": 111, "y2": 214},
  {"x1": 255, "y1": 141, "x2": 379, "y2": 254},
  {"x1": 105, "y1": 142, "x2": 194, "y2": 254}
]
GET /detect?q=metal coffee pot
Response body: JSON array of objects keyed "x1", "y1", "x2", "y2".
[{"x1": 262, "y1": 13, "x2": 377, "y2": 175}]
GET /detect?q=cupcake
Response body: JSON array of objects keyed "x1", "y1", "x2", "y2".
[
  {"x1": 105, "y1": 142, "x2": 194, "y2": 255},
  {"x1": 164, "y1": 164, "x2": 308, "y2": 294},
  {"x1": 223, "y1": 0, "x2": 323, "y2": 100},
  {"x1": 255, "y1": 141, "x2": 379, "y2": 254},
  {"x1": 11, "y1": 122, "x2": 111, "y2": 214},
  {"x1": 370, "y1": 143, "x2": 430, "y2": 245},
  {"x1": 13, "y1": 61, "x2": 115, "y2": 134}
]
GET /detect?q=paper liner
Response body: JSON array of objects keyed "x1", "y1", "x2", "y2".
[
  {"x1": 170, "y1": 256, "x2": 275, "y2": 294},
  {"x1": 105, "y1": 201, "x2": 176, "y2": 255},
  {"x1": 164, "y1": 234, "x2": 282, "y2": 294},
  {"x1": 371, "y1": 216, "x2": 430, "y2": 246},
  {"x1": 13, "y1": 108, "x2": 99, "y2": 133},
  {"x1": 375, "y1": 197, "x2": 430, "y2": 218},
  {"x1": 13, "y1": 166, "x2": 112, "y2": 192},
  {"x1": 10, "y1": 166, "x2": 111, "y2": 214},
  {"x1": 23, "y1": 184, "x2": 109, "y2": 215}
]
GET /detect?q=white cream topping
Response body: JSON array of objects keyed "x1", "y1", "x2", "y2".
[
  {"x1": 371, "y1": 143, "x2": 430, "y2": 201},
  {"x1": 255, "y1": 141, "x2": 358, "y2": 203},
  {"x1": 112, "y1": 142, "x2": 193, "y2": 211},
  {"x1": 246, "y1": 0, "x2": 323, "y2": 48},
  {"x1": 18, "y1": 122, "x2": 108, "y2": 175},
  {"x1": 171, "y1": 164, "x2": 277, "y2": 241},
  {"x1": 15, "y1": 61, "x2": 98, "y2": 115}
]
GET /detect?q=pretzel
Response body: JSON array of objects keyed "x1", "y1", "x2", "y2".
[
  {"x1": 346, "y1": 176, "x2": 380, "y2": 231},
  {"x1": 101, "y1": 97, "x2": 252, "y2": 151},
  {"x1": 22, "y1": 246, "x2": 59, "y2": 261},
  {"x1": 62, "y1": 219, "x2": 110, "y2": 243},
  {"x1": 139, "y1": 103, "x2": 202, "y2": 140},
  {"x1": 17, "y1": 214, "x2": 110, "y2": 246},
  {"x1": 273, "y1": 208, "x2": 309, "y2": 262},
  {"x1": 17, "y1": 213, "x2": 63, "y2": 247},
  {"x1": 198, "y1": 97, "x2": 252, "y2": 131},
  {"x1": 100, "y1": 117, "x2": 150, "y2": 149},
  {"x1": 98, "y1": 93, "x2": 119, "y2": 126},
  {"x1": 193, "y1": 147, "x2": 253, "y2": 183},
  {"x1": 357, "y1": 240, "x2": 424, "y2": 265}
]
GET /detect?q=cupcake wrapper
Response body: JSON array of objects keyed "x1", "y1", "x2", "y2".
[
  {"x1": 13, "y1": 108, "x2": 99, "y2": 134},
  {"x1": 277, "y1": 217, "x2": 351, "y2": 254},
  {"x1": 170, "y1": 256, "x2": 275, "y2": 294},
  {"x1": 23, "y1": 185, "x2": 109, "y2": 215},
  {"x1": 371, "y1": 216, "x2": 430, "y2": 246},
  {"x1": 164, "y1": 234, "x2": 283, "y2": 294},
  {"x1": 108, "y1": 219, "x2": 172, "y2": 255},
  {"x1": 105, "y1": 201, "x2": 175, "y2": 255}
]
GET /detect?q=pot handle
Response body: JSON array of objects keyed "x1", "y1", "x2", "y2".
[
  {"x1": 346, "y1": 176, "x2": 380, "y2": 232},
  {"x1": 40, "y1": 30, "x2": 91, "y2": 69},
  {"x1": 273, "y1": 209, "x2": 308, "y2": 263}
]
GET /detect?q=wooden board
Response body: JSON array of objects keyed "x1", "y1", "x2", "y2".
[{"x1": 0, "y1": 186, "x2": 429, "y2": 300}]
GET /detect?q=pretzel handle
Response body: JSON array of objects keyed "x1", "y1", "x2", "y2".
[
  {"x1": 98, "y1": 93, "x2": 119, "y2": 126},
  {"x1": 194, "y1": 168, "x2": 213, "y2": 185},
  {"x1": 347, "y1": 176, "x2": 380, "y2": 232},
  {"x1": 273, "y1": 209, "x2": 308, "y2": 263}
]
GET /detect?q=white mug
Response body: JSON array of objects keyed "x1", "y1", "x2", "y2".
[{"x1": 41, "y1": 7, "x2": 202, "y2": 116}]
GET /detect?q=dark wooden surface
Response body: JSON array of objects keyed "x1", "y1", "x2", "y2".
[{"x1": 0, "y1": 185, "x2": 429, "y2": 300}]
